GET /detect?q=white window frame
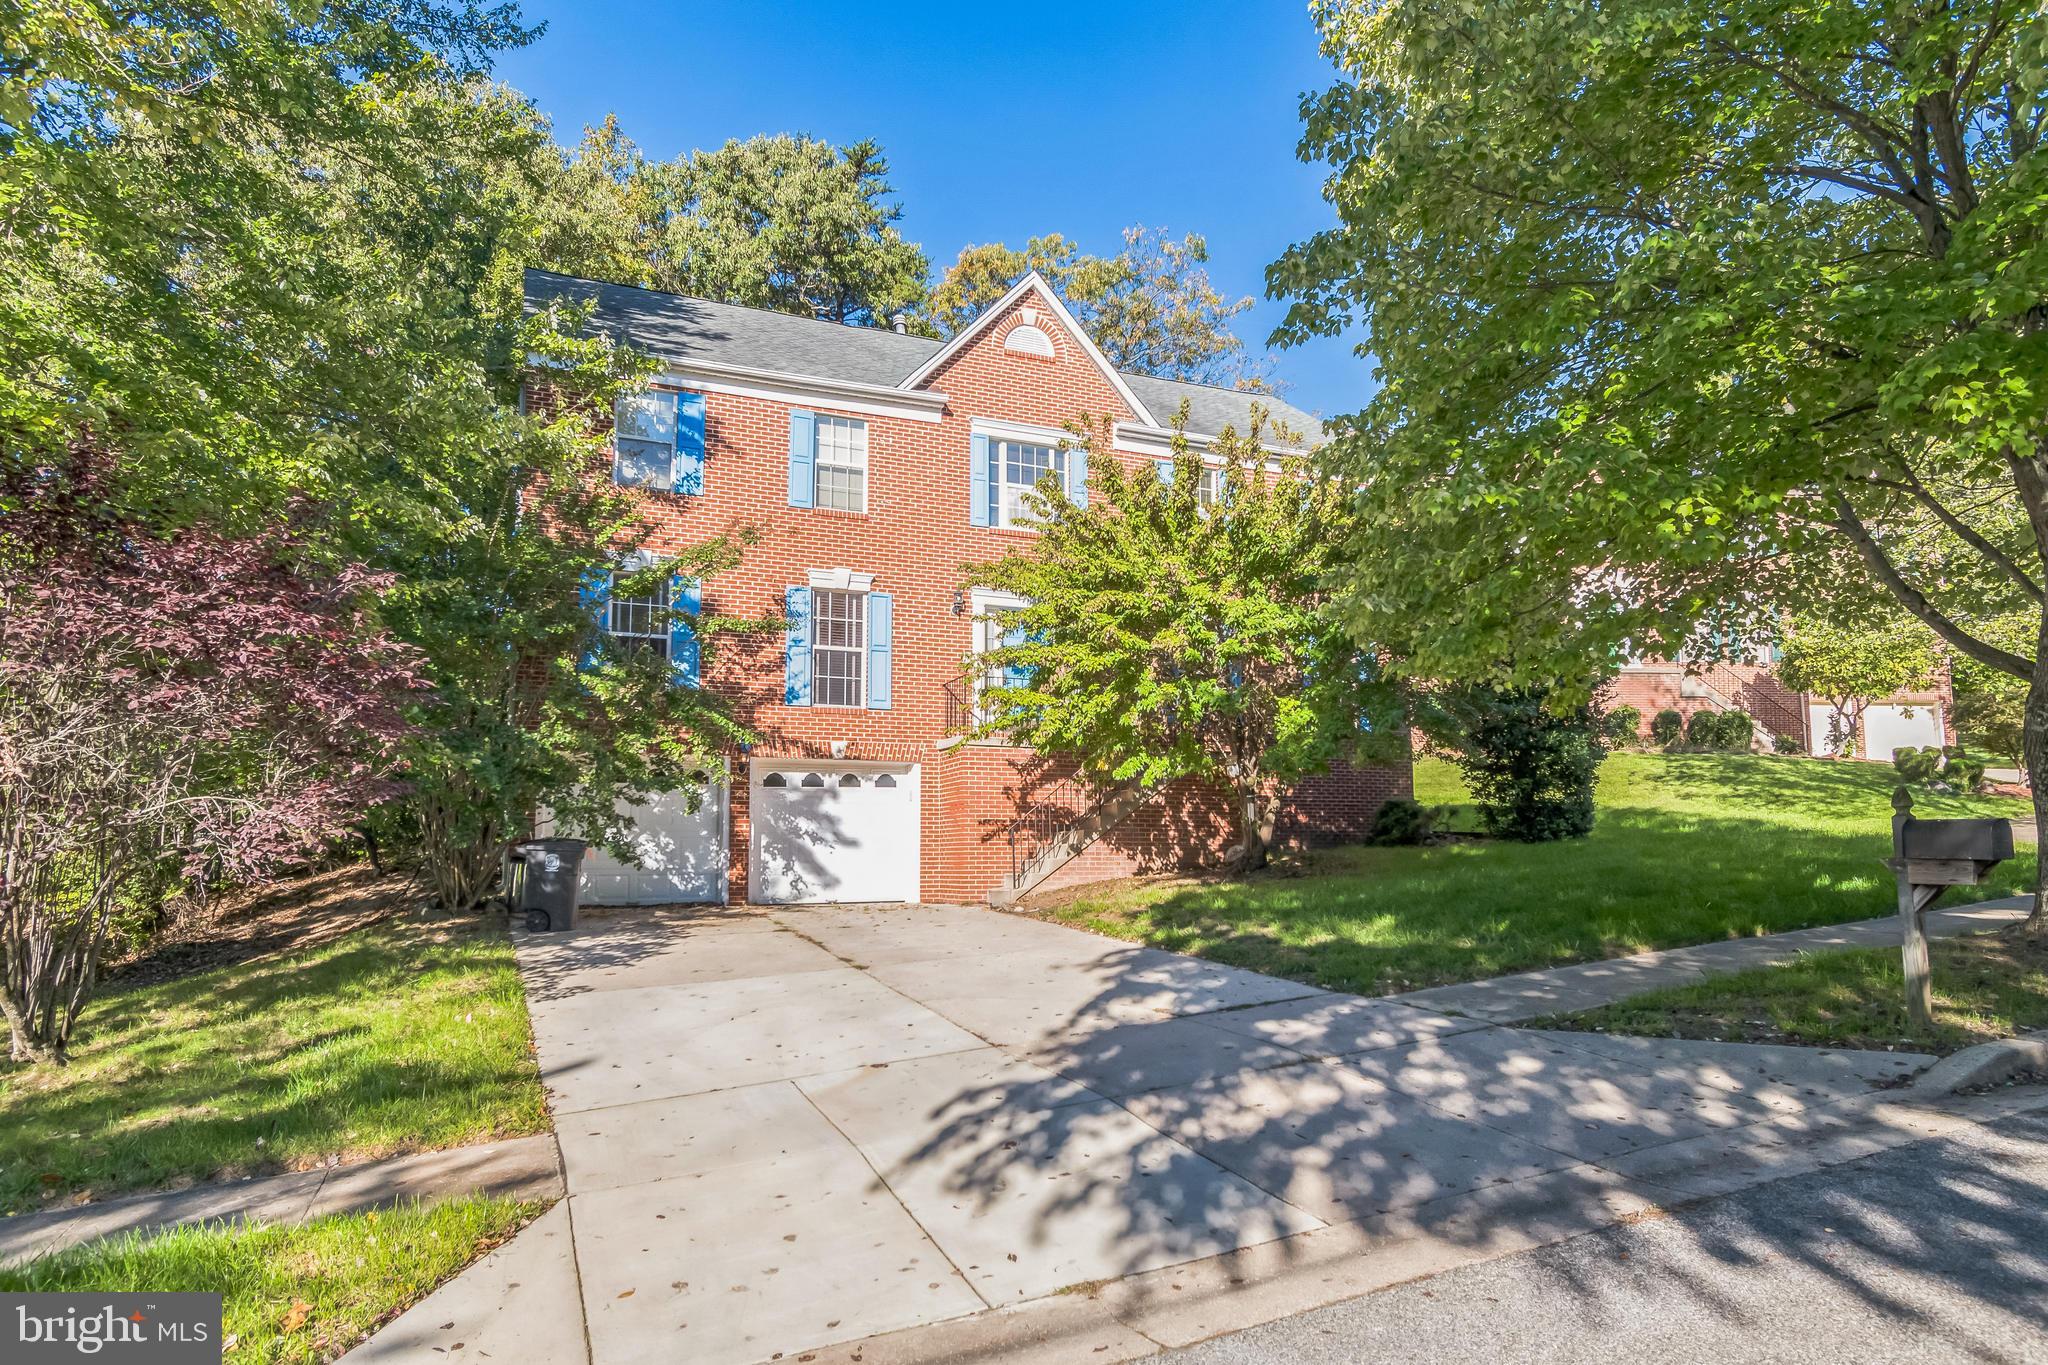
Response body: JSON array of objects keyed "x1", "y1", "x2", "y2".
[
  {"x1": 812, "y1": 587, "x2": 867, "y2": 709},
  {"x1": 994, "y1": 438, "x2": 1067, "y2": 530},
  {"x1": 970, "y1": 587, "x2": 1031, "y2": 730},
  {"x1": 606, "y1": 569, "x2": 671, "y2": 661},
  {"x1": 1193, "y1": 464, "x2": 1223, "y2": 509},
  {"x1": 613, "y1": 391, "x2": 675, "y2": 492},
  {"x1": 813, "y1": 415, "x2": 868, "y2": 513}
]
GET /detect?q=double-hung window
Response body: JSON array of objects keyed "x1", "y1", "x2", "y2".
[
  {"x1": 614, "y1": 392, "x2": 675, "y2": 492},
  {"x1": 811, "y1": 589, "x2": 867, "y2": 708},
  {"x1": 995, "y1": 440, "x2": 1066, "y2": 529},
  {"x1": 814, "y1": 416, "x2": 867, "y2": 512},
  {"x1": 1194, "y1": 464, "x2": 1223, "y2": 509},
  {"x1": 605, "y1": 572, "x2": 671, "y2": 660}
]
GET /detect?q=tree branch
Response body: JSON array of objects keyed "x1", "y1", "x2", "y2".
[
  {"x1": 1865, "y1": 471, "x2": 2045, "y2": 603},
  {"x1": 1830, "y1": 491, "x2": 2034, "y2": 680}
]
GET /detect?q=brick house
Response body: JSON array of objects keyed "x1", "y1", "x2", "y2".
[
  {"x1": 1610, "y1": 647, "x2": 1954, "y2": 759},
  {"x1": 523, "y1": 268, "x2": 1411, "y2": 908}
]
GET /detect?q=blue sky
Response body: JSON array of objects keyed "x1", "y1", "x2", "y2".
[{"x1": 493, "y1": 0, "x2": 1375, "y2": 418}]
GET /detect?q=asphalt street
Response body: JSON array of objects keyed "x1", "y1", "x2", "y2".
[{"x1": 1172, "y1": 1097, "x2": 2048, "y2": 1364}]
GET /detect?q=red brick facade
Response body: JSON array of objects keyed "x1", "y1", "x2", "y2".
[
  {"x1": 529, "y1": 278, "x2": 1411, "y2": 903},
  {"x1": 1609, "y1": 659, "x2": 1955, "y2": 756}
]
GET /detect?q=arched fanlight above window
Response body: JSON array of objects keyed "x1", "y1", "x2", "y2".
[
  {"x1": 1003, "y1": 324, "x2": 1054, "y2": 359},
  {"x1": 762, "y1": 772, "x2": 787, "y2": 787},
  {"x1": 800, "y1": 772, "x2": 825, "y2": 787},
  {"x1": 838, "y1": 772, "x2": 862, "y2": 787},
  {"x1": 874, "y1": 773, "x2": 897, "y2": 788}
]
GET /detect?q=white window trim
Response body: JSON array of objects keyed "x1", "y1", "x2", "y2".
[
  {"x1": 810, "y1": 587, "x2": 868, "y2": 710},
  {"x1": 970, "y1": 588, "x2": 1032, "y2": 734},
  {"x1": 612, "y1": 390, "x2": 677, "y2": 491},
  {"x1": 605, "y1": 569, "x2": 671, "y2": 659},
  {"x1": 971, "y1": 416, "x2": 1071, "y2": 447},
  {"x1": 813, "y1": 414, "x2": 869, "y2": 514},
  {"x1": 807, "y1": 567, "x2": 876, "y2": 593}
]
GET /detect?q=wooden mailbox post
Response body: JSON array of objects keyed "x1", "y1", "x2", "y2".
[{"x1": 1886, "y1": 787, "x2": 2015, "y2": 1028}]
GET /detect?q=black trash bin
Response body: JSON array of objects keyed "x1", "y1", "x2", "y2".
[{"x1": 509, "y1": 837, "x2": 588, "y2": 932}]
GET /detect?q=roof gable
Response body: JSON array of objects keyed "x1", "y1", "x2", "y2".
[
  {"x1": 522, "y1": 268, "x2": 1324, "y2": 444},
  {"x1": 897, "y1": 272, "x2": 1159, "y2": 426}
]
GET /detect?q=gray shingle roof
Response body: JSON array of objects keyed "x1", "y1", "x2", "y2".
[
  {"x1": 525, "y1": 268, "x2": 1321, "y2": 445},
  {"x1": 526, "y1": 269, "x2": 939, "y2": 388},
  {"x1": 1119, "y1": 373, "x2": 1318, "y2": 450}
]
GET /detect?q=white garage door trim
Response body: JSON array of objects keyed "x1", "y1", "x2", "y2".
[
  {"x1": 748, "y1": 760, "x2": 921, "y2": 905},
  {"x1": 541, "y1": 765, "x2": 730, "y2": 906}
]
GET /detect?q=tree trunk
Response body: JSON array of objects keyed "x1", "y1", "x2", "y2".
[
  {"x1": 1233, "y1": 784, "x2": 1281, "y2": 874},
  {"x1": 2026, "y1": 626, "x2": 2048, "y2": 932}
]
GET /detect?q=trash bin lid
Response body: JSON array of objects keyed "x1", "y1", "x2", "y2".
[{"x1": 517, "y1": 837, "x2": 588, "y2": 853}]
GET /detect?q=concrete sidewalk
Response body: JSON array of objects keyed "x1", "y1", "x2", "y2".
[
  {"x1": 0, "y1": 1134, "x2": 562, "y2": 1269},
  {"x1": 344, "y1": 897, "x2": 2033, "y2": 1365},
  {"x1": 1393, "y1": 895, "x2": 2032, "y2": 1022}
]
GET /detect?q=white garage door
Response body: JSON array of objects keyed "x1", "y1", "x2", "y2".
[
  {"x1": 749, "y1": 763, "x2": 920, "y2": 904},
  {"x1": 567, "y1": 779, "x2": 728, "y2": 906},
  {"x1": 1863, "y1": 703, "x2": 1944, "y2": 762}
]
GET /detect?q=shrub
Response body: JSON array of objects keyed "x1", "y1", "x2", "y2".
[
  {"x1": 1772, "y1": 733, "x2": 1804, "y2": 755},
  {"x1": 1602, "y1": 705, "x2": 1642, "y2": 744},
  {"x1": 1368, "y1": 797, "x2": 1434, "y2": 845},
  {"x1": 1942, "y1": 747, "x2": 1987, "y2": 792},
  {"x1": 1718, "y1": 710, "x2": 1756, "y2": 751},
  {"x1": 1650, "y1": 709, "x2": 1684, "y2": 746},
  {"x1": 1430, "y1": 686, "x2": 1606, "y2": 842},
  {"x1": 1684, "y1": 709, "x2": 1721, "y2": 747},
  {"x1": 1893, "y1": 745, "x2": 1941, "y2": 785}
]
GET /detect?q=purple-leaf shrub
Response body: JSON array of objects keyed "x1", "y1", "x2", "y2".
[{"x1": 0, "y1": 460, "x2": 424, "y2": 1062}]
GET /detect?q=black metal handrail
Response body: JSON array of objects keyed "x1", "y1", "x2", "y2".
[
  {"x1": 1004, "y1": 775, "x2": 1106, "y2": 884},
  {"x1": 942, "y1": 675, "x2": 979, "y2": 738}
]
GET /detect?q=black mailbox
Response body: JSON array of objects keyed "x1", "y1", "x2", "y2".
[
  {"x1": 1887, "y1": 789, "x2": 2012, "y2": 1030},
  {"x1": 1898, "y1": 818, "x2": 2015, "y2": 865}
]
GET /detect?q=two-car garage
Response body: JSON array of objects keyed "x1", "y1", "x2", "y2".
[{"x1": 570, "y1": 761, "x2": 920, "y2": 906}]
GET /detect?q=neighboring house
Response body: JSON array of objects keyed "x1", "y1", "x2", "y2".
[
  {"x1": 523, "y1": 268, "x2": 1410, "y2": 907},
  {"x1": 1612, "y1": 646, "x2": 1954, "y2": 760}
]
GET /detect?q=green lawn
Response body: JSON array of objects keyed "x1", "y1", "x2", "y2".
[
  {"x1": 0, "y1": 918, "x2": 548, "y2": 1213},
  {"x1": 1036, "y1": 751, "x2": 2034, "y2": 996},
  {"x1": 1545, "y1": 929, "x2": 2048, "y2": 1055},
  {"x1": 0, "y1": 1195, "x2": 540, "y2": 1364}
]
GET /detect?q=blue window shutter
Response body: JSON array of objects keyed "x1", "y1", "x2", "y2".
[
  {"x1": 1156, "y1": 457, "x2": 1174, "y2": 485},
  {"x1": 970, "y1": 432, "x2": 991, "y2": 527},
  {"x1": 784, "y1": 585, "x2": 812, "y2": 705},
  {"x1": 578, "y1": 569, "x2": 609, "y2": 670},
  {"x1": 674, "y1": 392, "x2": 706, "y2": 495},
  {"x1": 670, "y1": 575, "x2": 700, "y2": 688},
  {"x1": 866, "y1": 592, "x2": 892, "y2": 710},
  {"x1": 788, "y1": 411, "x2": 816, "y2": 508},
  {"x1": 1066, "y1": 445, "x2": 1088, "y2": 508}
]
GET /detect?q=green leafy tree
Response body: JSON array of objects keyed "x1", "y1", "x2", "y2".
[
  {"x1": 967, "y1": 411, "x2": 1404, "y2": 871},
  {"x1": 927, "y1": 227, "x2": 1268, "y2": 387},
  {"x1": 1273, "y1": 0, "x2": 2048, "y2": 911},
  {"x1": 636, "y1": 134, "x2": 929, "y2": 326},
  {"x1": 3, "y1": 8, "x2": 761, "y2": 912},
  {"x1": 1777, "y1": 617, "x2": 1940, "y2": 756}
]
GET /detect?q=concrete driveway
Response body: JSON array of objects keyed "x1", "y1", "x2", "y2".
[{"x1": 378, "y1": 903, "x2": 1941, "y2": 1365}]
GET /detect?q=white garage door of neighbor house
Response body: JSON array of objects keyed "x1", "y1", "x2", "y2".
[
  {"x1": 749, "y1": 764, "x2": 920, "y2": 904},
  {"x1": 564, "y1": 778, "x2": 729, "y2": 906},
  {"x1": 1862, "y1": 703, "x2": 1944, "y2": 762}
]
